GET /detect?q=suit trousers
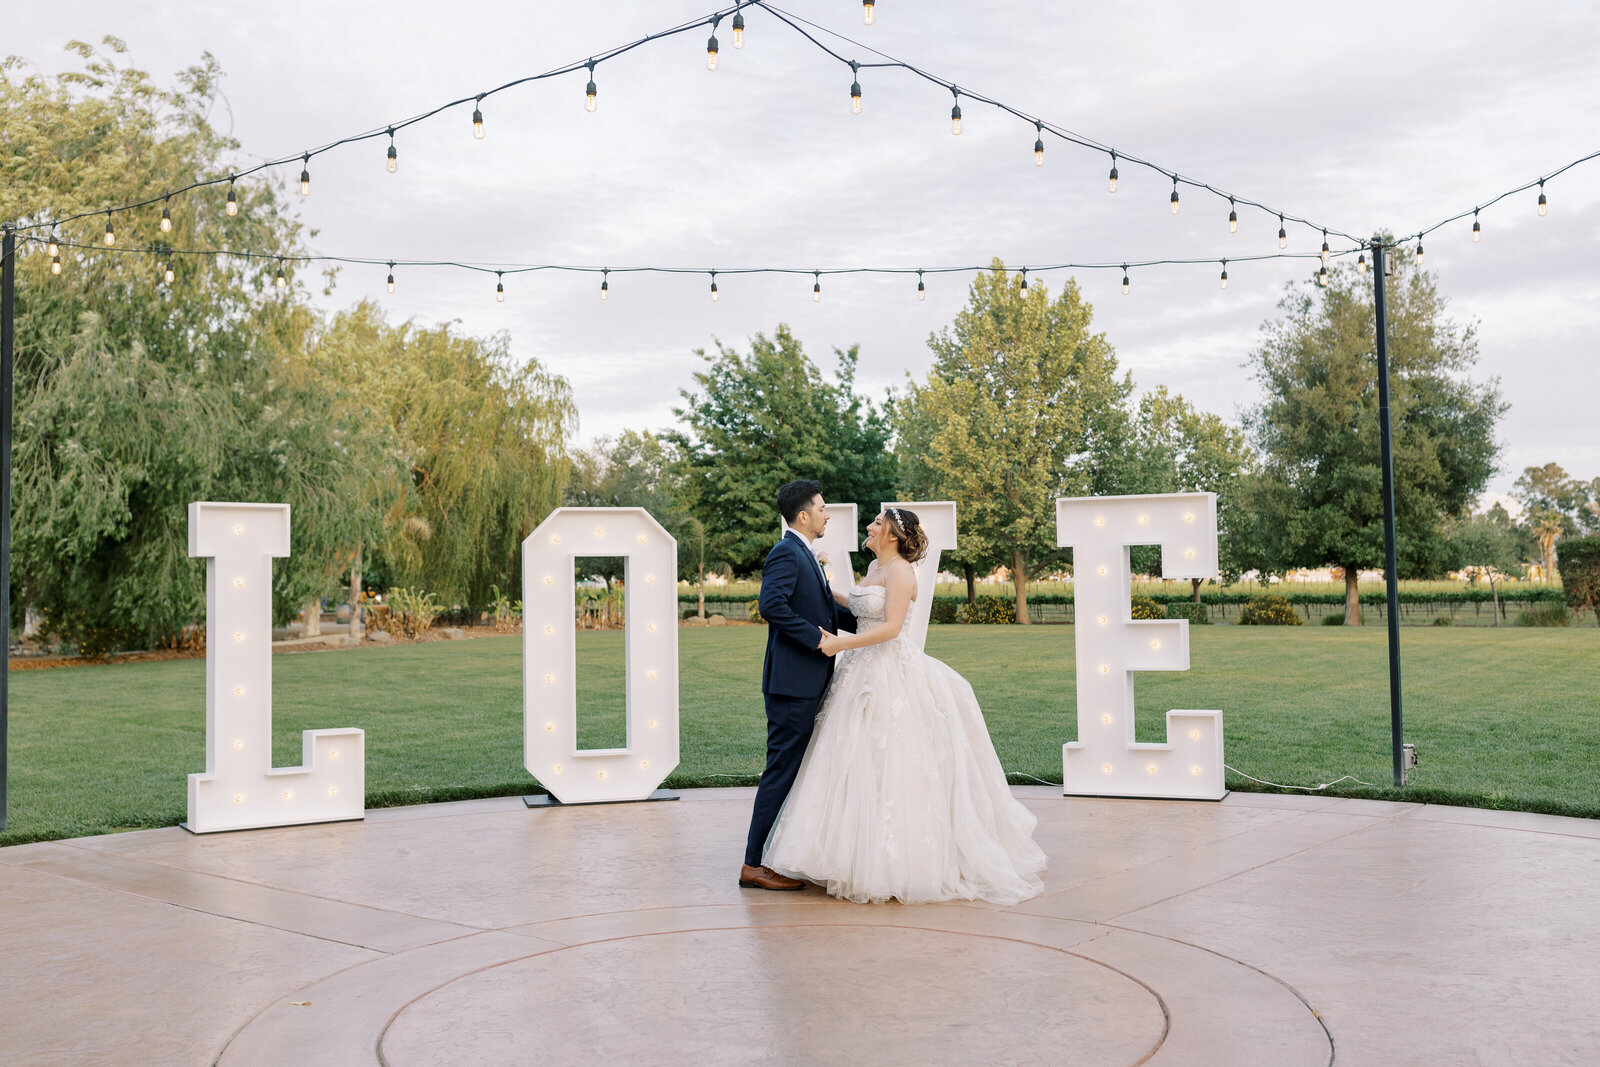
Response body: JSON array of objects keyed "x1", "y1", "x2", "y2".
[{"x1": 744, "y1": 691, "x2": 824, "y2": 867}]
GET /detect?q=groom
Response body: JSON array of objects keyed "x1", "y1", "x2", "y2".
[{"x1": 739, "y1": 480, "x2": 857, "y2": 890}]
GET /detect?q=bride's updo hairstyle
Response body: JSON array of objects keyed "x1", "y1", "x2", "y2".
[{"x1": 882, "y1": 508, "x2": 929, "y2": 564}]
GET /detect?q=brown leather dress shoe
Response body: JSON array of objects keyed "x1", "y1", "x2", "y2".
[{"x1": 739, "y1": 863, "x2": 805, "y2": 890}]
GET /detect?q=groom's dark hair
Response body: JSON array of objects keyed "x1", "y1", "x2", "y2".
[{"x1": 778, "y1": 479, "x2": 824, "y2": 525}]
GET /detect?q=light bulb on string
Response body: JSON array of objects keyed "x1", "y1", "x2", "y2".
[
  {"x1": 586, "y1": 61, "x2": 598, "y2": 112},
  {"x1": 1121, "y1": 265, "x2": 1130, "y2": 295},
  {"x1": 226, "y1": 179, "x2": 238, "y2": 216},
  {"x1": 732, "y1": 8, "x2": 745, "y2": 48},
  {"x1": 104, "y1": 213, "x2": 115, "y2": 246},
  {"x1": 949, "y1": 87, "x2": 962, "y2": 136},
  {"x1": 299, "y1": 154, "x2": 311, "y2": 196},
  {"x1": 1472, "y1": 210, "x2": 1481, "y2": 242},
  {"x1": 46, "y1": 231, "x2": 59, "y2": 257},
  {"x1": 1019, "y1": 267, "x2": 1028, "y2": 294},
  {"x1": 600, "y1": 268, "x2": 610, "y2": 300},
  {"x1": 386, "y1": 262, "x2": 395, "y2": 294},
  {"x1": 160, "y1": 199, "x2": 172, "y2": 233},
  {"x1": 1415, "y1": 241, "x2": 1424, "y2": 266},
  {"x1": 1228, "y1": 197, "x2": 1237, "y2": 234},
  {"x1": 710, "y1": 271, "x2": 719, "y2": 302},
  {"x1": 51, "y1": 253, "x2": 62, "y2": 275},
  {"x1": 387, "y1": 129, "x2": 397, "y2": 172},
  {"x1": 1537, "y1": 179, "x2": 1547, "y2": 216},
  {"x1": 1321, "y1": 231, "x2": 1330, "y2": 264},
  {"x1": 916, "y1": 269, "x2": 925, "y2": 301},
  {"x1": 1317, "y1": 264, "x2": 1329, "y2": 287},
  {"x1": 496, "y1": 271, "x2": 505, "y2": 302},
  {"x1": 1033, "y1": 122, "x2": 1044, "y2": 166},
  {"x1": 1278, "y1": 215, "x2": 1287, "y2": 250},
  {"x1": 707, "y1": 17, "x2": 720, "y2": 70},
  {"x1": 813, "y1": 271, "x2": 821, "y2": 302},
  {"x1": 850, "y1": 61, "x2": 862, "y2": 114},
  {"x1": 1169, "y1": 177, "x2": 1180, "y2": 214},
  {"x1": 1219, "y1": 260, "x2": 1228, "y2": 290},
  {"x1": 164, "y1": 258, "x2": 175, "y2": 284},
  {"x1": 472, "y1": 96, "x2": 486, "y2": 139},
  {"x1": 275, "y1": 259, "x2": 287, "y2": 289},
  {"x1": 1357, "y1": 253, "x2": 1367, "y2": 273},
  {"x1": 1108, "y1": 151, "x2": 1118, "y2": 193},
  {"x1": 863, "y1": 0, "x2": 875, "y2": 25}
]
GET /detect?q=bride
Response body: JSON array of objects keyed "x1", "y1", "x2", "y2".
[{"x1": 763, "y1": 507, "x2": 1047, "y2": 905}]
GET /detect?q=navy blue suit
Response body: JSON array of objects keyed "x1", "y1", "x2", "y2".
[{"x1": 745, "y1": 531, "x2": 857, "y2": 867}]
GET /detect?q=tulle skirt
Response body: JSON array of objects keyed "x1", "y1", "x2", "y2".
[{"x1": 764, "y1": 638, "x2": 1047, "y2": 905}]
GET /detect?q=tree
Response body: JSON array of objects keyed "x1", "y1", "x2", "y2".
[
  {"x1": 667, "y1": 326, "x2": 896, "y2": 574},
  {"x1": 1448, "y1": 504, "x2": 1524, "y2": 625},
  {"x1": 562, "y1": 430, "x2": 689, "y2": 594},
  {"x1": 1511, "y1": 463, "x2": 1598, "y2": 580},
  {"x1": 1241, "y1": 255, "x2": 1503, "y2": 625},
  {"x1": 897, "y1": 262, "x2": 1135, "y2": 623},
  {"x1": 1125, "y1": 387, "x2": 1254, "y2": 598}
]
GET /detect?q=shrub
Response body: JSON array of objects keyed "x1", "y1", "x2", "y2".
[
  {"x1": 1431, "y1": 616, "x2": 1454, "y2": 627},
  {"x1": 1558, "y1": 536, "x2": 1600, "y2": 622},
  {"x1": 384, "y1": 587, "x2": 442, "y2": 639},
  {"x1": 746, "y1": 599, "x2": 763, "y2": 623},
  {"x1": 1517, "y1": 603, "x2": 1571, "y2": 627},
  {"x1": 1165, "y1": 602, "x2": 1209, "y2": 624},
  {"x1": 1321, "y1": 612, "x2": 1346, "y2": 626},
  {"x1": 1238, "y1": 595, "x2": 1305, "y2": 626},
  {"x1": 966, "y1": 596, "x2": 1017, "y2": 624},
  {"x1": 929, "y1": 599, "x2": 960, "y2": 624},
  {"x1": 1130, "y1": 596, "x2": 1164, "y2": 620}
]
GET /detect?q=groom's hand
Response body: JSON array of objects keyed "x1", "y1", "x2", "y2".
[{"x1": 817, "y1": 629, "x2": 843, "y2": 657}]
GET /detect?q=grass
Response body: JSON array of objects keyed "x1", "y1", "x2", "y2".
[{"x1": 3, "y1": 625, "x2": 1597, "y2": 845}]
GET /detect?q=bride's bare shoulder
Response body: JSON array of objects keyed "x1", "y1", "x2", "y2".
[{"x1": 884, "y1": 558, "x2": 917, "y2": 591}]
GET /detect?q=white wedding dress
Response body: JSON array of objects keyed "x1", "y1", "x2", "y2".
[{"x1": 764, "y1": 584, "x2": 1047, "y2": 905}]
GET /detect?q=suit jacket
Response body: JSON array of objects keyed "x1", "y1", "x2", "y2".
[{"x1": 760, "y1": 531, "x2": 858, "y2": 698}]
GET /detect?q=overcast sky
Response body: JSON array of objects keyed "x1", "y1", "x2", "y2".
[{"x1": 10, "y1": 1, "x2": 1598, "y2": 500}]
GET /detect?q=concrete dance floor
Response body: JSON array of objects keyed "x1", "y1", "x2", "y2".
[{"x1": 3, "y1": 787, "x2": 1598, "y2": 1065}]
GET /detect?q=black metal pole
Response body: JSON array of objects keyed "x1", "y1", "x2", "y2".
[
  {"x1": 1371, "y1": 235, "x2": 1405, "y2": 787},
  {"x1": 1, "y1": 226, "x2": 14, "y2": 830}
]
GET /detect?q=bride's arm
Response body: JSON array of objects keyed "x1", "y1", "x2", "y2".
[{"x1": 820, "y1": 563, "x2": 915, "y2": 653}]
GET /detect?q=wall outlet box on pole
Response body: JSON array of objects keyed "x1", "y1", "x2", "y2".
[{"x1": 1401, "y1": 743, "x2": 1418, "y2": 784}]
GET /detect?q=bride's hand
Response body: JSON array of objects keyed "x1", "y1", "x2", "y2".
[{"x1": 817, "y1": 630, "x2": 845, "y2": 657}]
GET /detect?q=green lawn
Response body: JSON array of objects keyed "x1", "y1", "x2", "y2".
[{"x1": 3, "y1": 625, "x2": 1597, "y2": 845}]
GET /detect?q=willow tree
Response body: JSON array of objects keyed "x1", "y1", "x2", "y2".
[{"x1": 900, "y1": 261, "x2": 1135, "y2": 623}]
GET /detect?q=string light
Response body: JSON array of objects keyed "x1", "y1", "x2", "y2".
[
  {"x1": 104, "y1": 212, "x2": 115, "y2": 246},
  {"x1": 50, "y1": 253, "x2": 62, "y2": 275},
  {"x1": 1228, "y1": 197, "x2": 1237, "y2": 234},
  {"x1": 585, "y1": 60, "x2": 598, "y2": 112},
  {"x1": 225, "y1": 179, "x2": 238, "y2": 216},
  {"x1": 495, "y1": 271, "x2": 505, "y2": 302},
  {"x1": 164, "y1": 258, "x2": 175, "y2": 284},
  {"x1": 1121, "y1": 265, "x2": 1130, "y2": 295},
  {"x1": 812, "y1": 270, "x2": 821, "y2": 301},
  {"x1": 706, "y1": 17, "x2": 720, "y2": 71},
  {"x1": 472, "y1": 96, "x2": 486, "y2": 139},
  {"x1": 600, "y1": 267, "x2": 609, "y2": 299},
  {"x1": 916, "y1": 268, "x2": 925, "y2": 300},
  {"x1": 1320, "y1": 231, "x2": 1330, "y2": 264},
  {"x1": 1219, "y1": 260, "x2": 1228, "y2": 290},
  {"x1": 732, "y1": 7, "x2": 745, "y2": 48},
  {"x1": 299, "y1": 154, "x2": 311, "y2": 196},
  {"x1": 160, "y1": 199, "x2": 173, "y2": 233},
  {"x1": 1357, "y1": 252, "x2": 1367, "y2": 273},
  {"x1": 1472, "y1": 211, "x2": 1481, "y2": 241},
  {"x1": 46, "y1": 231, "x2": 59, "y2": 257},
  {"x1": 709, "y1": 270, "x2": 719, "y2": 301},
  {"x1": 387, "y1": 129, "x2": 397, "y2": 172},
  {"x1": 275, "y1": 259, "x2": 287, "y2": 288},
  {"x1": 1278, "y1": 215, "x2": 1287, "y2": 250},
  {"x1": 863, "y1": 0, "x2": 875, "y2": 26},
  {"x1": 1019, "y1": 267, "x2": 1028, "y2": 293},
  {"x1": 950, "y1": 87, "x2": 962, "y2": 136},
  {"x1": 1537, "y1": 179, "x2": 1547, "y2": 216},
  {"x1": 1033, "y1": 122, "x2": 1044, "y2": 166},
  {"x1": 1317, "y1": 264, "x2": 1328, "y2": 286},
  {"x1": 1169, "y1": 176, "x2": 1180, "y2": 214},
  {"x1": 1415, "y1": 241, "x2": 1424, "y2": 266},
  {"x1": 1108, "y1": 151, "x2": 1118, "y2": 193},
  {"x1": 850, "y1": 61, "x2": 862, "y2": 114},
  {"x1": 386, "y1": 262, "x2": 395, "y2": 293}
]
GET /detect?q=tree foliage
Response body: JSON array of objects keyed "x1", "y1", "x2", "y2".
[
  {"x1": 895, "y1": 262, "x2": 1135, "y2": 622},
  {"x1": 667, "y1": 325, "x2": 896, "y2": 574},
  {"x1": 1240, "y1": 256, "x2": 1503, "y2": 623},
  {"x1": 1511, "y1": 462, "x2": 1599, "y2": 581}
]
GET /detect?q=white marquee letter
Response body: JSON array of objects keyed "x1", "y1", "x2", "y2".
[
  {"x1": 1056, "y1": 493, "x2": 1225, "y2": 800},
  {"x1": 524, "y1": 508, "x2": 679, "y2": 803},
  {"x1": 882, "y1": 500, "x2": 957, "y2": 653},
  {"x1": 186, "y1": 503, "x2": 365, "y2": 833}
]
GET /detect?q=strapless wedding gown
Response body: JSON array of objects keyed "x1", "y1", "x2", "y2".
[{"x1": 764, "y1": 584, "x2": 1046, "y2": 904}]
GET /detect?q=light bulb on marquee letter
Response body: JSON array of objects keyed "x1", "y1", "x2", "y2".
[
  {"x1": 186, "y1": 503, "x2": 364, "y2": 832},
  {"x1": 1056, "y1": 492, "x2": 1224, "y2": 800},
  {"x1": 524, "y1": 508, "x2": 679, "y2": 803}
]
